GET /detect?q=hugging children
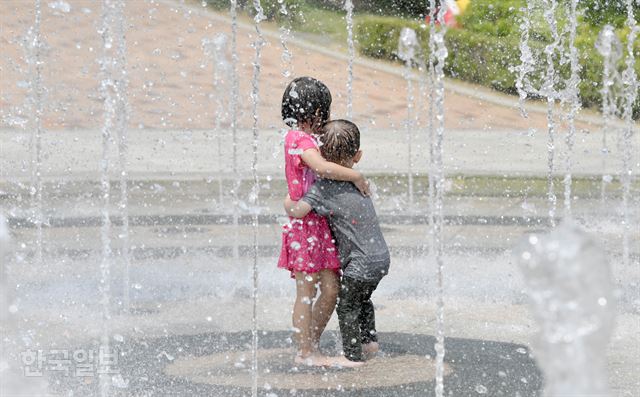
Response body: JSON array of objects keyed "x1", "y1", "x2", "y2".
[{"x1": 277, "y1": 77, "x2": 390, "y2": 368}]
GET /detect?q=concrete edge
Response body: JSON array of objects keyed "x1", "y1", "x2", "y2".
[{"x1": 2, "y1": 171, "x2": 635, "y2": 183}]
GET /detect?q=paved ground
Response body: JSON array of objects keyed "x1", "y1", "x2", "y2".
[
  {"x1": 1, "y1": 0, "x2": 639, "y2": 396},
  {"x1": 45, "y1": 331, "x2": 542, "y2": 396},
  {"x1": 2, "y1": 127, "x2": 639, "y2": 182},
  {"x1": 2, "y1": 177, "x2": 638, "y2": 396}
]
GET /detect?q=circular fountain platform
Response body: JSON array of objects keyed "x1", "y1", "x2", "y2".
[
  {"x1": 51, "y1": 331, "x2": 542, "y2": 396},
  {"x1": 165, "y1": 347, "x2": 448, "y2": 390}
]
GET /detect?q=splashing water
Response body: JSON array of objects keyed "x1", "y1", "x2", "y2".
[
  {"x1": 516, "y1": 0, "x2": 592, "y2": 221},
  {"x1": 98, "y1": 0, "x2": 127, "y2": 393},
  {"x1": 344, "y1": 0, "x2": 354, "y2": 119},
  {"x1": 516, "y1": 0, "x2": 566, "y2": 226},
  {"x1": 398, "y1": 27, "x2": 419, "y2": 66},
  {"x1": 595, "y1": 25, "x2": 622, "y2": 203},
  {"x1": 398, "y1": 28, "x2": 419, "y2": 205},
  {"x1": 427, "y1": 1, "x2": 437, "y2": 254},
  {"x1": 203, "y1": 34, "x2": 230, "y2": 206},
  {"x1": 415, "y1": 55, "x2": 428, "y2": 234},
  {"x1": 113, "y1": 0, "x2": 130, "y2": 313},
  {"x1": 560, "y1": 0, "x2": 581, "y2": 218},
  {"x1": 0, "y1": 214, "x2": 8, "y2": 324},
  {"x1": 542, "y1": 0, "x2": 561, "y2": 226},
  {"x1": 428, "y1": 1, "x2": 449, "y2": 395},
  {"x1": 0, "y1": 215, "x2": 41, "y2": 397},
  {"x1": 516, "y1": 222, "x2": 615, "y2": 396},
  {"x1": 4, "y1": 3, "x2": 51, "y2": 395},
  {"x1": 513, "y1": 1, "x2": 535, "y2": 118},
  {"x1": 620, "y1": 0, "x2": 639, "y2": 268},
  {"x1": 48, "y1": 0, "x2": 70, "y2": 13},
  {"x1": 230, "y1": 0, "x2": 240, "y2": 260},
  {"x1": 250, "y1": 1, "x2": 266, "y2": 395},
  {"x1": 278, "y1": 0, "x2": 293, "y2": 78},
  {"x1": 0, "y1": 213, "x2": 10, "y2": 370},
  {"x1": 25, "y1": 0, "x2": 44, "y2": 268},
  {"x1": 415, "y1": 39, "x2": 427, "y2": 163}
]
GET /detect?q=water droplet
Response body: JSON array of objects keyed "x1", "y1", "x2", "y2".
[
  {"x1": 112, "y1": 374, "x2": 129, "y2": 389},
  {"x1": 48, "y1": 1, "x2": 71, "y2": 13}
]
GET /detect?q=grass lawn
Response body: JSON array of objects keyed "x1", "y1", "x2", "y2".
[
  {"x1": 198, "y1": 0, "x2": 368, "y2": 51},
  {"x1": 293, "y1": 3, "x2": 348, "y2": 45}
]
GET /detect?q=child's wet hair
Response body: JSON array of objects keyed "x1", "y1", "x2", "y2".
[
  {"x1": 319, "y1": 119, "x2": 360, "y2": 164},
  {"x1": 281, "y1": 77, "x2": 332, "y2": 129}
]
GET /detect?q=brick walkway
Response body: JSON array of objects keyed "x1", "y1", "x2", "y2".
[{"x1": 1, "y1": 0, "x2": 599, "y2": 133}]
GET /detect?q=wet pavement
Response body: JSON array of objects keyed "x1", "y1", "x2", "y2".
[
  {"x1": 2, "y1": 185, "x2": 638, "y2": 395},
  {"x1": 49, "y1": 331, "x2": 542, "y2": 396},
  {"x1": 2, "y1": 146, "x2": 639, "y2": 395}
]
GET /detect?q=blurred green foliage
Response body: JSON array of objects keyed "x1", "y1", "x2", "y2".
[
  {"x1": 204, "y1": 0, "x2": 299, "y2": 23},
  {"x1": 445, "y1": 28, "x2": 521, "y2": 93},
  {"x1": 581, "y1": 0, "x2": 639, "y2": 28},
  {"x1": 356, "y1": 0, "x2": 640, "y2": 117},
  {"x1": 312, "y1": 0, "x2": 640, "y2": 25},
  {"x1": 203, "y1": 0, "x2": 639, "y2": 117},
  {"x1": 356, "y1": 16, "x2": 520, "y2": 93},
  {"x1": 306, "y1": 0, "x2": 427, "y2": 17},
  {"x1": 457, "y1": 0, "x2": 522, "y2": 37},
  {"x1": 355, "y1": 15, "x2": 426, "y2": 59}
]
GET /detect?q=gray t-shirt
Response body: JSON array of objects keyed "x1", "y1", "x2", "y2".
[{"x1": 302, "y1": 179, "x2": 390, "y2": 283}]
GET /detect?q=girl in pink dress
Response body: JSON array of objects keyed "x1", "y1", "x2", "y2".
[{"x1": 278, "y1": 77, "x2": 369, "y2": 366}]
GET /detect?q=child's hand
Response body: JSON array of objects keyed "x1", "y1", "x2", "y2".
[
  {"x1": 283, "y1": 194, "x2": 293, "y2": 213},
  {"x1": 284, "y1": 194, "x2": 313, "y2": 218},
  {"x1": 354, "y1": 173, "x2": 370, "y2": 196}
]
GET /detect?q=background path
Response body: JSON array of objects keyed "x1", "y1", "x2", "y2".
[{"x1": 2, "y1": 0, "x2": 605, "y2": 133}]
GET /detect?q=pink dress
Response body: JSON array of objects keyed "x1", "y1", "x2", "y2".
[{"x1": 277, "y1": 130, "x2": 341, "y2": 276}]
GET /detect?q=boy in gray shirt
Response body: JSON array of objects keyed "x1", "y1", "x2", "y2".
[{"x1": 285, "y1": 119, "x2": 390, "y2": 367}]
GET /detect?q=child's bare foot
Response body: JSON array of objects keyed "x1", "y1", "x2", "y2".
[
  {"x1": 328, "y1": 355, "x2": 365, "y2": 368},
  {"x1": 294, "y1": 352, "x2": 329, "y2": 367},
  {"x1": 362, "y1": 342, "x2": 379, "y2": 360}
]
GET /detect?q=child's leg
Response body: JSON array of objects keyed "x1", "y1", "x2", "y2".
[
  {"x1": 336, "y1": 276, "x2": 366, "y2": 362},
  {"x1": 292, "y1": 272, "x2": 319, "y2": 358},
  {"x1": 359, "y1": 282, "x2": 379, "y2": 345},
  {"x1": 310, "y1": 269, "x2": 339, "y2": 346},
  {"x1": 358, "y1": 282, "x2": 380, "y2": 359}
]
